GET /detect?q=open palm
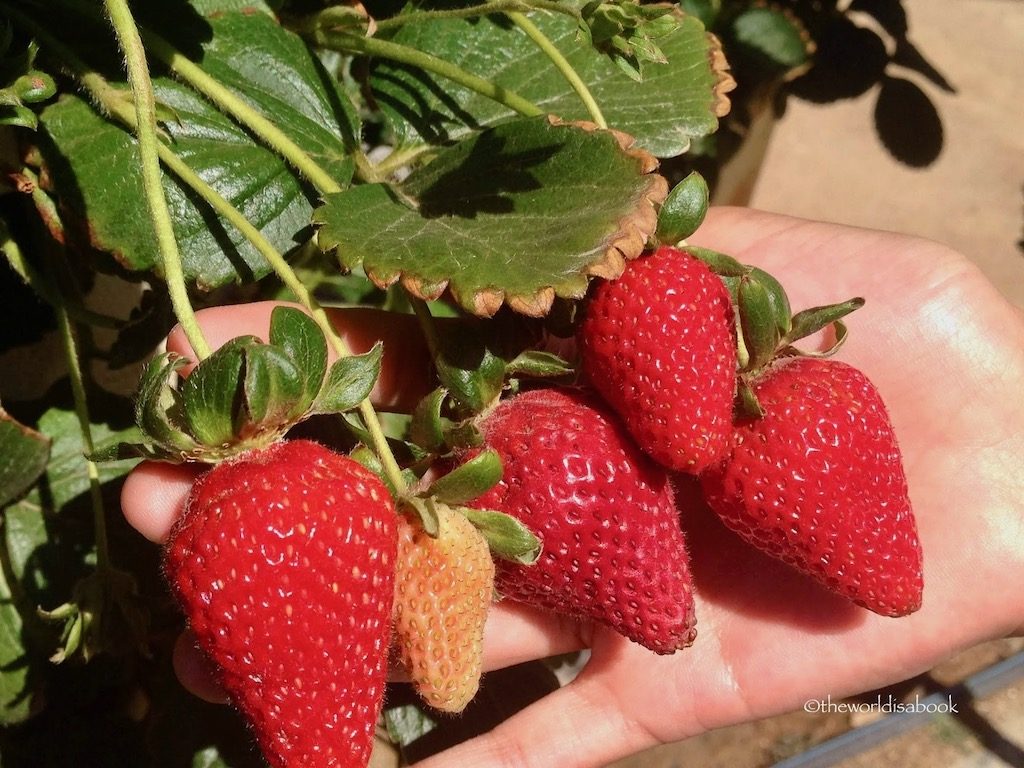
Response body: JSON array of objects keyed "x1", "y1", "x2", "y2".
[{"x1": 121, "y1": 208, "x2": 1024, "y2": 767}]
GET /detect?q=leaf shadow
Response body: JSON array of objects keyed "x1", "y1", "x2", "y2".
[
  {"x1": 370, "y1": 64, "x2": 484, "y2": 145},
  {"x1": 413, "y1": 130, "x2": 560, "y2": 219},
  {"x1": 874, "y1": 74, "x2": 944, "y2": 167}
]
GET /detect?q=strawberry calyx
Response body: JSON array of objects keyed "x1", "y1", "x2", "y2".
[
  {"x1": 92, "y1": 306, "x2": 383, "y2": 464},
  {"x1": 397, "y1": 446, "x2": 541, "y2": 565},
  {"x1": 686, "y1": 246, "x2": 864, "y2": 418}
]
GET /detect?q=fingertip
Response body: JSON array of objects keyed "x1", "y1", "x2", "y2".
[
  {"x1": 121, "y1": 461, "x2": 202, "y2": 544},
  {"x1": 173, "y1": 631, "x2": 230, "y2": 705}
]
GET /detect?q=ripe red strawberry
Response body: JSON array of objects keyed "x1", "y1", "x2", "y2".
[
  {"x1": 164, "y1": 440, "x2": 397, "y2": 768},
  {"x1": 579, "y1": 245, "x2": 737, "y2": 474},
  {"x1": 470, "y1": 388, "x2": 697, "y2": 654},
  {"x1": 393, "y1": 506, "x2": 495, "y2": 713},
  {"x1": 700, "y1": 358, "x2": 923, "y2": 616}
]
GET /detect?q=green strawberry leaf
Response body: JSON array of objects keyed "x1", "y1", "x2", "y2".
[
  {"x1": 315, "y1": 116, "x2": 668, "y2": 318},
  {"x1": 179, "y1": 336, "x2": 254, "y2": 446},
  {"x1": 384, "y1": 700, "x2": 440, "y2": 748},
  {"x1": 0, "y1": 561, "x2": 32, "y2": 726},
  {"x1": 268, "y1": 306, "x2": 329, "y2": 413},
  {"x1": 310, "y1": 343, "x2": 383, "y2": 415},
  {"x1": 0, "y1": 405, "x2": 50, "y2": 508},
  {"x1": 457, "y1": 507, "x2": 541, "y2": 565},
  {"x1": 728, "y1": 6, "x2": 810, "y2": 73},
  {"x1": 371, "y1": 10, "x2": 733, "y2": 158},
  {"x1": 656, "y1": 171, "x2": 710, "y2": 244},
  {"x1": 426, "y1": 449, "x2": 502, "y2": 505},
  {"x1": 36, "y1": 7, "x2": 360, "y2": 289},
  {"x1": 158, "y1": 10, "x2": 359, "y2": 183}
]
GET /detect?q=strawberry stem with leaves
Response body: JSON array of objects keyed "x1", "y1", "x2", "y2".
[
  {"x1": 20, "y1": 9, "x2": 411, "y2": 494},
  {"x1": 102, "y1": 0, "x2": 212, "y2": 361}
]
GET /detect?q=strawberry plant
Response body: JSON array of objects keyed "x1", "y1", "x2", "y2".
[{"x1": 0, "y1": 0, "x2": 924, "y2": 766}]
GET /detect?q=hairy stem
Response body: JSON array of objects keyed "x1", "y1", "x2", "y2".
[
  {"x1": 306, "y1": 29, "x2": 543, "y2": 118},
  {"x1": 507, "y1": 11, "x2": 606, "y2": 128},
  {"x1": 102, "y1": 0, "x2": 211, "y2": 359},
  {"x1": 137, "y1": 29, "x2": 345, "y2": 195},
  {"x1": 16, "y1": 3, "x2": 409, "y2": 492}
]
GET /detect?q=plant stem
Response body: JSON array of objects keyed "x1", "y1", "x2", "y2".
[
  {"x1": 57, "y1": 307, "x2": 111, "y2": 572},
  {"x1": 307, "y1": 29, "x2": 543, "y2": 118},
  {"x1": 102, "y1": 0, "x2": 211, "y2": 360},
  {"x1": 507, "y1": 11, "x2": 606, "y2": 128},
  {"x1": 136, "y1": 29, "x2": 344, "y2": 195},
  {"x1": 15, "y1": 3, "x2": 408, "y2": 493},
  {"x1": 408, "y1": 296, "x2": 441, "y2": 359},
  {"x1": 371, "y1": 0, "x2": 580, "y2": 31}
]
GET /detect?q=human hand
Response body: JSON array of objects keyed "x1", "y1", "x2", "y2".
[{"x1": 121, "y1": 207, "x2": 1024, "y2": 766}]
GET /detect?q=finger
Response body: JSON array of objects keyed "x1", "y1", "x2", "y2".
[
  {"x1": 120, "y1": 461, "x2": 201, "y2": 544},
  {"x1": 173, "y1": 630, "x2": 230, "y2": 704},
  {"x1": 411, "y1": 657, "x2": 658, "y2": 768},
  {"x1": 480, "y1": 602, "x2": 589, "y2": 672},
  {"x1": 166, "y1": 301, "x2": 432, "y2": 412}
]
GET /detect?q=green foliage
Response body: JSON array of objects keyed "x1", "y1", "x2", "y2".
[
  {"x1": 371, "y1": 9, "x2": 727, "y2": 157},
  {"x1": 0, "y1": 0, "x2": 735, "y2": 761},
  {"x1": 315, "y1": 116, "x2": 667, "y2": 317}
]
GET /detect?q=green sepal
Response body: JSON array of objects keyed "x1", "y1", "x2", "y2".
[
  {"x1": 656, "y1": 171, "x2": 709, "y2": 244},
  {"x1": 748, "y1": 267, "x2": 792, "y2": 336},
  {"x1": 737, "y1": 277, "x2": 781, "y2": 373},
  {"x1": 268, "y1": 306, "x2": 328, "y2": 414},
  {"x1": 781, "y1": 318, "x2": 854, "y2": 359},
  {"x1": 425, "y1": 449, "x2": 503, "y2": 505},
  {"x1": 456, "y1": 506, "x2": 541, "y2": 564},
  {"x1": 686, "y1": 246, "x2": 749, "y2": 277},
  {"x1": 505, "y1": 350, "x2": 575, "y2": 379},
  {"x1": 350, "y1": 444, "x2": 419, "y2": 498},
  {"x1": 179, "y1": 336, "x2": 255, "y2": 447},
  {"x1": 783, "y1": 298, "x2": 865, "y2": 348},
  {"x1": 409, "y1": 388, "x2": 448, "y2": 453},
  {"x1": 310, "y1": 343, "x2": 383, "y2": 415},
  {"x1": 134, "y1": 352, "x2": 199, "y2": 454},
  {"x1": 443, "y1": 420, "x2": 485, "y2": 450},
  {"x1": 242, "y1": 343, "x2": 306, "y2": 427},
  {"x1": 435, "y1": 327, "x2": 507, "y2": 414},
  {"x1": 402, "y1": 496, "x2": 441, "y2": 537},
  {"x1": 734, "y1": 377, "x2": 765, "y2": 420}
]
